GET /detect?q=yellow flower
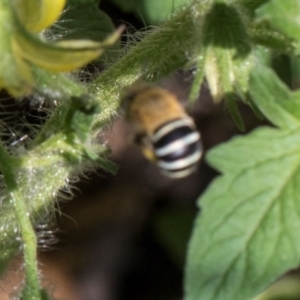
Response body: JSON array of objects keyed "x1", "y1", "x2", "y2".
[
  {"x1": 13, "y1": 0, "x2": 66, "y2": 32},
  {"x1": 0, "y1": 0, "x2": 122, "y2": 96}
]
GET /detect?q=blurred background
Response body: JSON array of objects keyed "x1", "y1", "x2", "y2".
[
  {"x1": 0, "y1": 0, "x2": 273, "y2": 299},
  {"x1": 32, "y1": 82, "x2": 258, "y2": 300}
]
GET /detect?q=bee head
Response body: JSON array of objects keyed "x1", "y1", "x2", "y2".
[{"x1": 120, "y1": 82, "x2": 154, "y2": 112}]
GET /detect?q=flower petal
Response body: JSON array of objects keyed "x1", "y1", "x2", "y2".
[
  {"x1": 13, "y1": 25, "x2": 124, "y2": 72},
  {"x1": 13, "y1": 0, "x2": 66, "y2": 31}
]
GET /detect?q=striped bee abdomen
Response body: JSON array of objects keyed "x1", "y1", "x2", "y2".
[
  {"x1": 151, "y1": 118, "x2": 202, "y2": 178},
  {"x1": 122, "y1": 84, "x2": 203, "y2": 178}
]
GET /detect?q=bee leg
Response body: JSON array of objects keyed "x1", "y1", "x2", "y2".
[
  {"x1": 134, "y1": 133, "x2": 157, "y2": 162},
  {"x1": 140, "y1": 145, "x2": 157, "y2": 162}
]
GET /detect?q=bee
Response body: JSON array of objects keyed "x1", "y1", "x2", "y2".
[{"x1": 121, "y1": 83, "x2": 202, "y2": 178}]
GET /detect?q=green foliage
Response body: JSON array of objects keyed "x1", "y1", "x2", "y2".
[
  {"x1": 189, "y1": 2, "x2": 253, "y2": 102},
  {"x1": 185, "y1": 1, "x2": 300, "y2": 296},
  {"x1": 256, "y1": 0, "x2": 300, "y2": 42},
  {"x1": 250, "y1": 66, "x2": 300, "y2": 129},
  {"x1": 185, "y1": 68, "x2": 300, "y2": 300},
  {"x1": 186, "y1": 124, "x2": 300, "y2": 300},
  {"x1": 88, "y1": 0, "x2": 200, "y2": 132},
  {"x1": 185, "y1": 80, "x2": 300, "y2": 297},
  {"x1": 53, "y1": 0, "x2": 115, "y2": 42},
  {"x1": 50, "y1": 0, "x2": 120, "y2": 62},
  {"x1": 225, "y1": 93, "x2": 245, "y2": 131},
  {"x1": 2, "y1": 0, "x2": 300, "y2": 299},
  {"x1": 107, "y1": 0, "x2": 191, "y2": 24}
]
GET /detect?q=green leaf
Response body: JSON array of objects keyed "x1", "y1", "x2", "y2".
[
  {"x1": 250, "y1": 66, "x2": 300, "y2": 129},
  {"x1": 108, "y1": 0, "x2": 190, "y2": 24},
  {"x1": 141, "y1": 0, "x2": 189, "y2": 24},
  {"x1": 239, "y1": 0, "x2": 269, "y2": 17},
  {"x1": 64, "y1": 94, "x2": 100, "y2": 142},
  {"x1": 185, "y1": 125, "x2": 300, "y2": 300},
  {"x1": 52, "y1": 0, "x2": 115, "y2": 43},
  {"x1": 256, "y1": 0, "x2": 300, "y2": 41},
  {"x1": 225, "y1": 93, "x2": 245, "y2": 132}
]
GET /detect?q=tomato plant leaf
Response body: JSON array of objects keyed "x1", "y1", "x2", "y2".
[
  {"x1": 185, "y1": 65, "x2": 300, "y2": 300},
  {"x1": 185, "y1": 125, "x2": 300, "y2": 300},
  {"x1": 256, "y1": 0, "x2": 300, "y2": 42},
  {"x1": 250, "y1": 66, "x2": 300, "y2": 129}
]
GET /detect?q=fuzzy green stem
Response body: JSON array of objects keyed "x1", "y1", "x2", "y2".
[
  {"x1": 88, "y1": 1, "x2": 211, "y2": 135},
  {"x1": 0, "y1": 1, "x2": 210, "y2": 288},
  {"x1": 30, "y1": 68, "x2": 87, "y2": 147},
  {"x1": 0, "y1": 142, "x2": 40, "y2": 300},
  {"x1": 248, "y1": 23, "x2": 295, "y2": 53},
  {"x1": 31, "y1": 1, "x2": 213, "y2": 143},
  {"x1": 12, "y1": 193, "x2": 40, "y2": 300}
]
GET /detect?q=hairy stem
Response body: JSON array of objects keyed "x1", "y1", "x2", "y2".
[
  {"x1": 0, "y1": 142, "x2": 40, "y2": 299},
  {"x1": 88, "y1": 1, "x2": 210, "y2": 135}
]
